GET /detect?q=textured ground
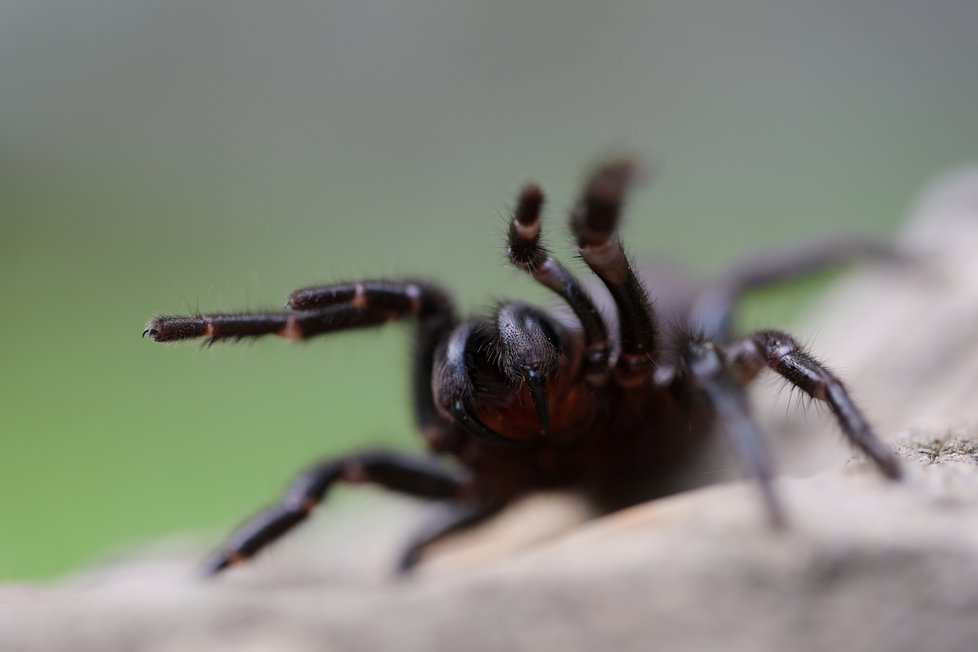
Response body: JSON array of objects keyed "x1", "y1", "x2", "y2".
[{"x1": 3, "y1": 168, "x2": 978, "y2": 652}]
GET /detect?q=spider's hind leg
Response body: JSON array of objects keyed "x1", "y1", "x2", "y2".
[
  {"x1": 692, "y1": 236, "x2": 901, "y2": 342},
  {"x1": 201, "y1": 449, "x2": 467, "y2": 575},
  {"x1": 724, "y1": 329, "x2": 902, "y2": 479}
]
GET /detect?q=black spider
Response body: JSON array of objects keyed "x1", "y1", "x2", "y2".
[{"x1": 144, "y1": 160, "x2": 902, "y2": 575}]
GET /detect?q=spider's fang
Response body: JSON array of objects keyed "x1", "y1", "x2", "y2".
[{"x1": 524, "y1": 369, "x2": 550, "y2": 436}]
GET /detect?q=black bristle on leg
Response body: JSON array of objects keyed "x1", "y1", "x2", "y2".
[{"x1": 724, "y1": 330, "x2": 902, "y2": 479}]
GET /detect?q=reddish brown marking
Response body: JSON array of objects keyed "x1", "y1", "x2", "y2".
[
  {"x1": 351, "y1": 283, "x2": 368, "y2": 310},
  {"x1": 406, "y1": 284, "x2": 422, "y2": 315},
  {"x1": 513, "y1": 219, "x2": 541, "y2": 241},
  {"x1": 342, "y1": 459, "x2": 368, "y2": 483},
  {"x1": 278, "y1": 316, "x2": 304, "y2": 340},
  {"x1": 615, "y1": 353, "x2": 653, "y2": 387}
]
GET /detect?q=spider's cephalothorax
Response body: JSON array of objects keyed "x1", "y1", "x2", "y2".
[{"x1": 144, "y1": 161, "x2": 902, "y2": 575}]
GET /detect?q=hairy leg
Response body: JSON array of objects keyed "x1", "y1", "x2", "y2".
[
  {"x1": 145, "y1": 279, "x2": 458, "y2": 448},
  {"x1": 569, "y1": 161, "x2": 659, "y2": 385},
  {"x1": 507, "y1": 184, "x2": 611, "y2": 385},
  {"x1": 724, "y1": 329, "x2": 902, "y2": 478},
  {"x1": 144, "y1": 280, "x2": 454, "y2": 343}
]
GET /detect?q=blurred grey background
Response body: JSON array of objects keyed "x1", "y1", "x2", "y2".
[{"x1": 1, "y1": 0, "x2": 976, "y2": 580}]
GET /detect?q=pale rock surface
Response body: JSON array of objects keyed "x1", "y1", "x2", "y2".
[{"x1": 3, "y1": 169, "x2": 978, "y2": 652}]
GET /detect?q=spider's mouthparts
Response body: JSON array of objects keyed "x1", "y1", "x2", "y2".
[{"x1": 524, "y1": 369, "x2": 550, "y2": 436}]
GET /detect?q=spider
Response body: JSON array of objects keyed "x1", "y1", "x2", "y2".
[{"x1": 144, "y1": 160, "x2": 902, "y2": 575}]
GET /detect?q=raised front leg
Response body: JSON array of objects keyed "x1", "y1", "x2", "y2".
[
  {"x1": 507, "y1": 183, "x2": 611, "y2": 385},
  {"x1": 724, "y1": 329, "x2": 902, "y2": 479},
  {"x1": 202, "y1": 449, "x2": 467, "y2": 575},
  {"x1": 569, "y1": 161, "x2": 659, "y2": 386},
  {"x1": 144, "y1": 280, "x2": 454, "y2": 343},
  {"x1": 144, "y1": 279, "x2": 459, "y2": 449}
]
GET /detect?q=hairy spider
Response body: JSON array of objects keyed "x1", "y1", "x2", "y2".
[{"x1": 144, "y1": 161, "x2": 902, "y2": 575}]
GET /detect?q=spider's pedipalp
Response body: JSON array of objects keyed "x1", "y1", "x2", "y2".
[
  {"x1": 569, "y1": 162, "x2": 659, "y2": 385},
  {"x1": 729, "y1": 330, "x2": 902, "y2": 479},
  {"x1": 507, "y1": 183, "x2": 610, "y2": 384},
  {"x1": 507, "y1": 183, "x2": 547, "y2": 269}
]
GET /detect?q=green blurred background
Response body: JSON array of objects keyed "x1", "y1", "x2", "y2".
[{"x1": 2, "y1": 0, "x2": 977, "y2": 580}]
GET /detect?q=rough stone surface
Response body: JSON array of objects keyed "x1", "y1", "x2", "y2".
[{"x1": 4, "y1": 169, "x2": 978, "y2": 652}]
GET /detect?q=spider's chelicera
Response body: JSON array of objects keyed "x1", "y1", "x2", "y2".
[{"x1": 144, "y1": 161, "x2": 902, "y2": 575}]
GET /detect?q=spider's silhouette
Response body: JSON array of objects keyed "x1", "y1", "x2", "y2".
[{"x1": 145, "y1": 161, "x2": 901, "y2": 575}]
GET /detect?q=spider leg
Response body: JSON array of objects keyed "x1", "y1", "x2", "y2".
[
  {"x1": 145, "y1": 280, "x2": 458, "y2": 448},
  {"x1": 569, "y1": 161, "x2": 659, "y2": 386},
  {"x1": 395, "y1": 499, "x2": 504, "y2": 574},
  {"x1": 724, "y1": 330, "x2": 902, "y2": 479},
  {"x1": 201, "y1": 449, "x2": 467, "y2": 575},
  {"x1": 507, "y1": 184, "x2": 611, "y2": 385},
  {"x1": 287, "y1": 281, "x2": 457, "y2": 446},
  {"x1": 692, "y1": 236, "x2": 902, "y2": 342},
  {"x1": 144, "y1": 280, "x2": 454, "y2": 344},
  {"x1": 682, "y1": 337, "x2": 785, "y2": 526},
  {"x1": 144, "y1": 306, "x2": 393, "y2": 342}
]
